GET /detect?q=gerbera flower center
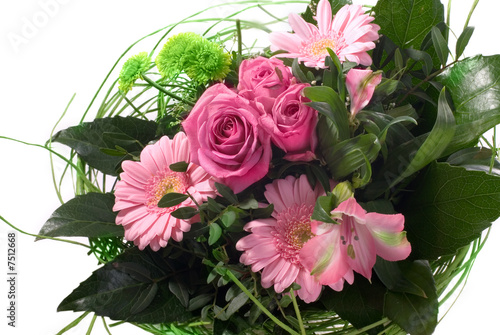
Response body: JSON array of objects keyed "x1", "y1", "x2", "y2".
[
  {"x1": 301, "y1": 35, "x2": 337, "y2": 60},
  {"x1": 274, "y1": 204, "x2": 315, "y2": 263},
  {"x1": 145, "y1": 168, "x2": 189, "y2": 210}
]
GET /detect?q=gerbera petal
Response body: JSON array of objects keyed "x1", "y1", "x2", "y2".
[
  {"x1": 113, "y1": 132, "x2": 217, "y2": 250},
  {"x1": 315, "y1": 0, "x2": 332, "y2": 34},
  {"x1": 288, "y1": 13, "x2": 316, "y2": 41}
]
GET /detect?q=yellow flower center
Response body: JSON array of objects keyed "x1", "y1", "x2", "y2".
[
  {"x1": 145, "y1": 169, "x2": 188, "y2": 209},
  {"x1": 274, "y1": 204, "x2": 315, "y2": 264}
]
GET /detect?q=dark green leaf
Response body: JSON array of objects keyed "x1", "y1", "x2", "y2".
[
  {"x1": 324, "y1": 134, "x2": 381, "y2": 179},
  {"x1": 431, "y1": 26, "x2": 449, "y2": 66},
  {"x1": 455, "y1": 26, "x2": 474, "y2": 59},
  {"x1": 401, "y1": 162, "x2": 500, "y2": 259},
  {"x1": 251, "y1": 204, "x2": 274, "y2": 219},
  {"x1": 311, "y1": 194, "x2": 336, "y2": 224},
  {"x1": 169, "y1": 161, "x2": 189, "y2": 172},
  {"x1": 130, "y1": 283, "x2": 158, "y2": 314},
  {"x1": 374, "y1": 258, "x2": 426, "y2": 298},
  {"x1": 51, "y1": 116, "x2": 158, "y2": 176},
  {"x1": 405, "y1": 48, "x2": 434, "y2": 76},
  {"x1": 226, "y1": 292, "x2": 249, "y2": 318},
  {"x1": 437, "y1": 55, "x2": 500, "y2": 154},
  {"x1": 321, "y1": 275, "x2": 386, "y2": 334},
  {"x1": 58, "y1": 248, "x2": 192, "y2": 323},
  {"x1": 374, "y1": 0, "x2": 444, "y2": 50},
  {"x1": 388, "y1": 88, "x2": 455, "y2": 189},
  {"x1": 38, "y1": 192, "x2": 122, "y2": 240},
  {"x1": 157, "y1": 193, "x2": 189, "y2": 208},
  {"x1": 169, "y1": 278, "x2": 189, "y2": 308},
  {"x1": 304, "y1": 86, "x2": 350, "y2": 141},
  {"x1": 384, "y1": 260, "x2": 438, "y2": 335},
  {"x1": 171, "y1": 207, "x2": 198, "y2": 220},
  {"x1": 188, "y1": 294, "x2": 213, "y2": 312},
  {"x1": 215, "y1": 182, "x2": 238, "y2": 203}
]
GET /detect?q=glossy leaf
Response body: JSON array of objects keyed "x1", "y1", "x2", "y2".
[
  {"x1": 321, "y1": 275, "x2": 386, "y2": 334},
  {"x1": 455, "y1": 26, "x2": 474, "y2": 59},
  {"x1": 384, "y1": 261, "x2": 438, "y2": 335},
  {"x1": 374, "y1": 0, "x2": 444, "y2": 50},
  {"x1": 431, "y1": 26, "x2": 449, "y2": 66},
  {"x1": 401, "y1": 162, "x2": 500, "y2": 259},
  {"x1": 58, "y1": 248, "x2": 192, "y2": 323},
  {"x1": 38, "y1": 192, "x2": 122, "y2": 240},
  {"x1": 446, "y1": 147, "x2": 500, "y2": 175},
  {"x1": 215, "y1": 182, "x2": 238, "y2": 204},
  {"x1": 304, "y1": 86, "x2": 350, "y2": 141},
  {"x1": 388, "y1": 88, "x2": 455, "y2": 188},
  {"x1": 324, "y1": 134, "x2": 381, "y2": 179},
  {"x1": 437, "y1": 55, "x2": 500, "y2": 154},
  {"x1": 51, "y1": 116, "x2": 158, "y2": 176}
]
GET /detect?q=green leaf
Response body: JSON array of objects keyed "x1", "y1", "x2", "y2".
[
  {"x1": 215, "y1": 182, "x2": 238, "y2": 203},
  {"x1": 430, "y1": 26, "x2": 449, "y2": 66},
  {"x1": 171, "y1": 207, "x2": 198, "y2": 220},
  {"x1": 401, "y1": 162, "x2": 500, "y2": 259},
  {"x1": 157, "y1": 193, "x2": 189, "y2": 208},
  {"x1": 388, "y1": 88, "x2": 455, "y2": 188},
  {"x1": 324, "y1": 134, "x2": 381, "y2": 179},
  {"x1": 384, "y1": 260, "x2": 438, "y2": 335},
  {"x1": 374, "y1": 0, "x2": 444, "y2": 50},
  {"x1": 169, "y1": 161, "x2": 189, "y2": 172},
  {"x1": 437, "y1": 55, "x2": 500, "y2": 154},
  {"x1": 321, "y1": 275, "x2": 386, "y2": 334},
  {"x1": 447, "y1": 147, "x2": 500, "y2": 175},
  {"x1": 221, "y1": 210, "x2": 236, "y2": 228},
  {"x1": 374, "y1": 258, "x2": 427, "y2": 298},
  {"x1": 455, "y1": 26, "x2": 474, "y2": 59},
  {"x1": 251, "y1": 204, "x2": 274, "y2": 219},
  {"x1": 51, "y1": 116, "x2": 158, "y2": 176},
  {"x1": 304, "y1": 86, "x2": 350, "y2": 141},
  {"x1": 311, "y1": 194, "x2": 336, "y2": 224},
  {"x1": 57, "y1": 248, "x2": 192, "y2": 323},
  {"x1": 209, "y1": 223, "x2": 222, "y2": 246},
  {"x1": 38, "y1": 192, "x2": 122, "y2": 240},
  {"x1": 169, "y1": 278, "x2": 189, "y2": 308}
]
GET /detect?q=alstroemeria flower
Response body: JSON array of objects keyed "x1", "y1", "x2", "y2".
[
  {"x1": 346, "y1": 68, "x2": 382, "y2": 115},
  {"x1": 269, "y1": 0, "x2": 380, "y2": 68},
  {"x1": 300, "y1": 197, "x2": 411, "y2": 287}
]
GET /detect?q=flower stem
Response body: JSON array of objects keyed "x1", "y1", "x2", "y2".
[
  {"x1": 290, "y1": 289, "x2": 306, "y2": 335},
  {"x1": 141, "y1": 74, "x2": 195, "y2": 106},
  {"x1": 224, "y1": 269, "x2": 300, "y2": 335}
]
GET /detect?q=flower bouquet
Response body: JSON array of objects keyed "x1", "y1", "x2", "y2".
[{"x1": 2, "y1": 0, "x2": 500, "y2": 334}]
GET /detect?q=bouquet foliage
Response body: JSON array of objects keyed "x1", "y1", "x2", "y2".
[{"x1": 3, "y1": 0, "x2": 500, "y2": 334}]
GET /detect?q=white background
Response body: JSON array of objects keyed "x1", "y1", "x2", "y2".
[{"x1": 0, "y1": 0, "x2": 499, "y2": 334}]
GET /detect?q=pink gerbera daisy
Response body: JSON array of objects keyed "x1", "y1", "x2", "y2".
[
  {"x1": 236, "y1": 175, "x2": 327, "y2": 303},
  {"x1": 113, "y1": 132, "x2": 217, "y2": 251},
  {"x1": 269, "y1": 0, "x2": 380, "y2": 68}
]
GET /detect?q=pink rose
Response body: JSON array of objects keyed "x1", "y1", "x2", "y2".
[
  {"x1": 237, "y1": 56, "x2": 293, "y2": 111},
  {"x1": 346, "y1": 68, "x2": 382, "y2": 116},
  {"x1": 260, "y1": 83, "x2": 318, "y2": 161},
  {"x1": 182, "y1": 83, "x2": 272, "y2": 194}
]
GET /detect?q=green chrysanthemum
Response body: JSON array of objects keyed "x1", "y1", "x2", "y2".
[
  {"x1": 118, "y1": 52, "x2": 151, "y2": 93},
  {"x1": 155, "y1": 32, "x2": 231, "y2": 84},
  {"x1": 155, "y1": 32, "x2": 202, "y2": 79},
  {"x1": 183, "y1": 39, "x2": 232, "y2": 84}
]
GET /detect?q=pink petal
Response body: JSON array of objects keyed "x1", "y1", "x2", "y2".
[{"x1": 315, "y1": 0, "x2": 333, "y2": 34}]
